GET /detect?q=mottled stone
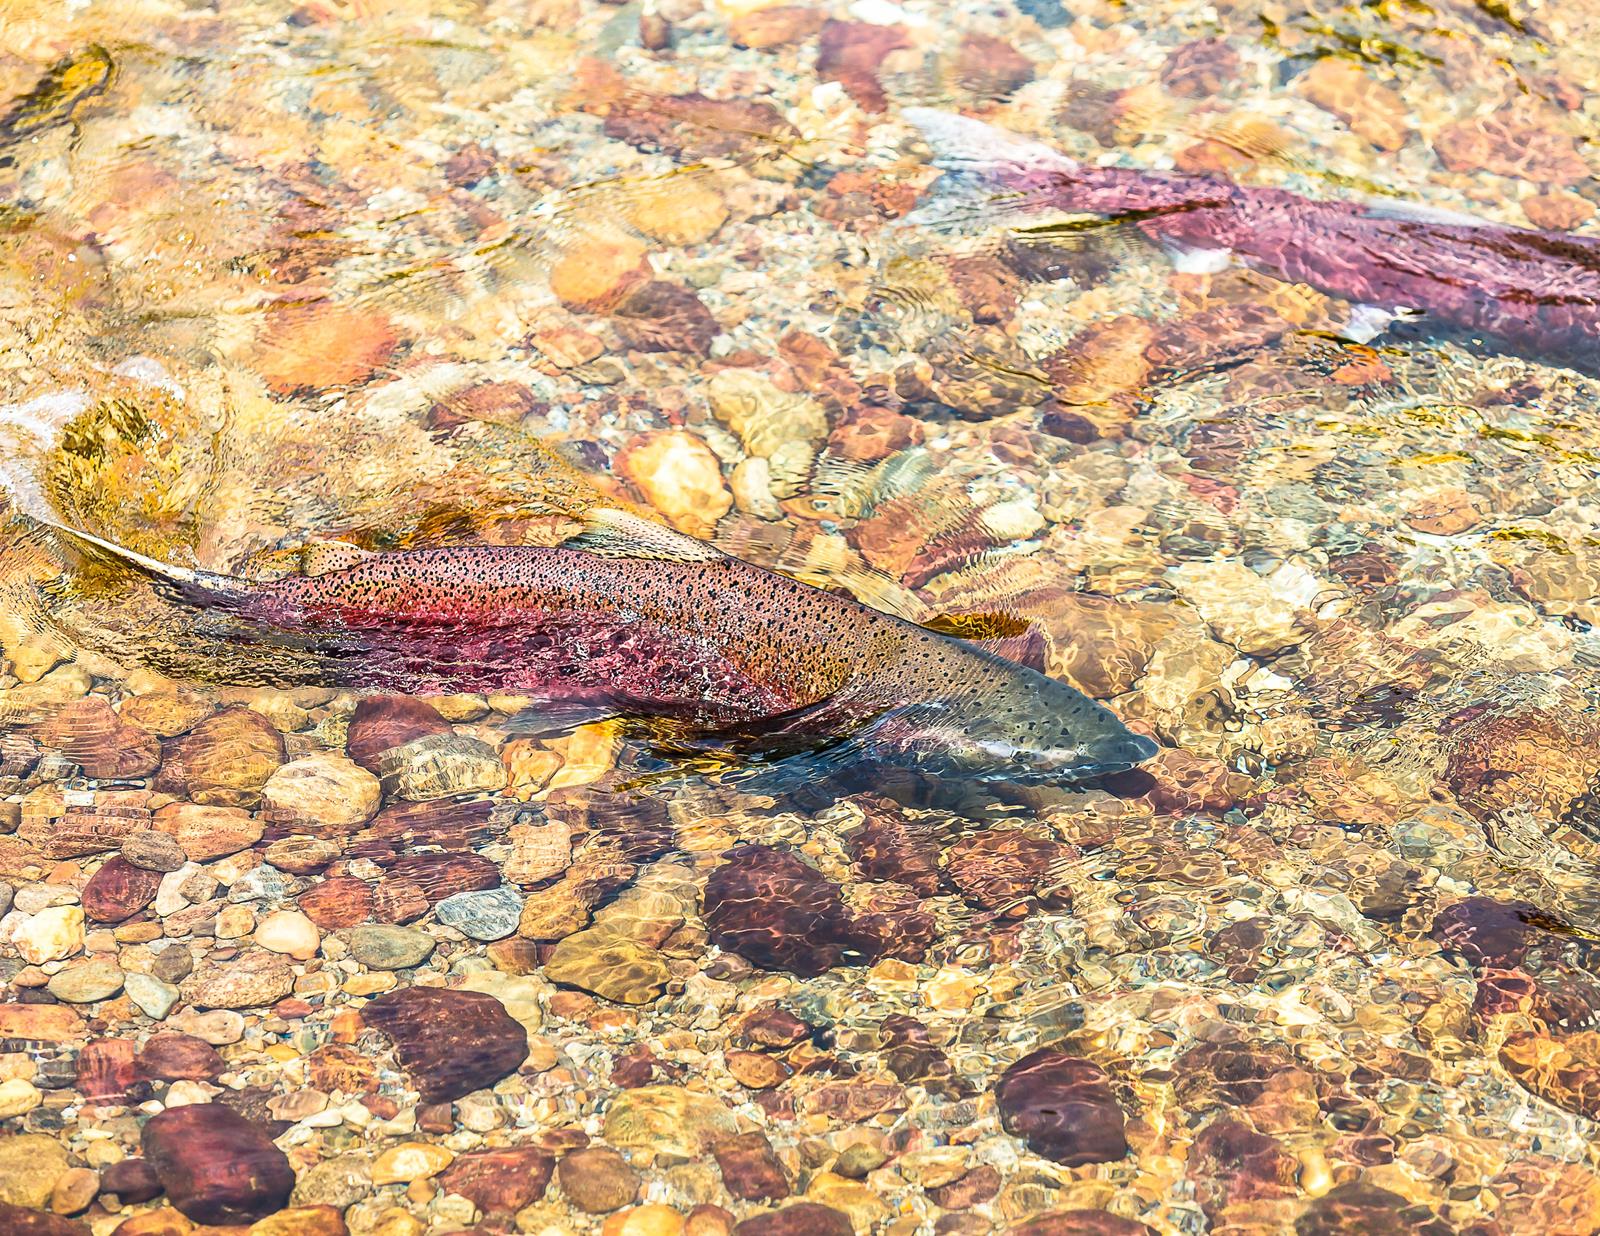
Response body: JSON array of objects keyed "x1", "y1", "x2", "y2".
[
  {"x1": 376, "y1": 733, "x2": 506, "y2": 801},
  {"x1": 82, "y1": 856, "x2": 162, "y2": 922},
  {"x1": 141, "y1": 1102, "x2": 294, "y2": 1224},
  {"x1": 436, "y1": 886, "x2": 524, "y2": 941},
  {"x1": 152, "y1": 803, "x2": 264, "y2": 862},
  {"x1": 604, "y1": 1086, "x2": 738, "y2": 1158},
  {"x1": 121, "y1": 830, "x2": 188, "y2": 873},
  {"x1": 47, "y1": 958, "x2": 124, "y2": 1003},
  {"x1": 0, "y1": 1133, "x2": 68, "y2": 1207},
  {"x1": 703, "y1": 845, "x2": 876, "y2": 976},
  {"x1": 731, "y1": 1203, "x2": 853, "y2": 1236},
  {"x1": 1429, "y1": 897, "x2": 1540, "y2": 970},
  {"x1": 76, "y1": 1038, "x2": 138, "y2": 1103},
  {"x1": 1008, "y1": 1212, "x2": 1155, "y2": 1236},
  {"x1": 557, "y1": 1147, "x2": 640, "y2": 1214},
  {"x1": 847, "y1": 801, "x2": 940, "y2": 896},
  {"x1": 1499, "y1": 1029, "x2": 1600, "y2": 1120},
  {"x1": 262, "y1": 753, "x2": 381, "y2": 829},
  {"x1": 34, "y1": 698, "x2": 161, "y2": 780},
  {"x1": 298, "y1": 877, "x2": 373, "y2": 929},
  {"x1": 943, "y1": 830, "x2": 1072, "y2": 916},
  {"x1": 362, "y1": 986, "x2": 529, "y2": 1102},
  {"x1": 385, "y1": 852, "x2": 501, "y2": 903},
  {"x1": 546, "y1": 930, "x2": 670, "y2": 1004},
  {"x1": 178, "y1": 949, "x2": 294, "y2": 1009},
  {"x1": 347, "y1": 925, "x2": 435, "y2": 970},
  {"x1": 438, "y1": 1145, "x2": 554, "y2": 1214},
  {"x1": 1295, "y1": 1181, "x2": 1452, "y2": 1235},
  {"x1": 156, "y1": 707, "x2": 284, "y2": 808},
  {"x1": 344, "y1": 697, "x2": 452, "y2": 771},
  {"x1": 100, "y1": 1158, "x2": 163, "y2": 1204},
  {"x1": 995, "y1": 1050, "x2": 1128, "y2": 1166},
  {"x1": 137, "y1": 1033, "x2": 226, "y2": 1082},
  {"x1": 713, "y1": 1132, "x2": 789, "y2": 1202},
  {"x1": 0, "y1": 1203, "x2": 89, "y2": 1235},
  {"x1": 124, "y1": 972, "x2": 180, "y2": 1020}
]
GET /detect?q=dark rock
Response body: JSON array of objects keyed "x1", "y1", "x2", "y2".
[
  {"x1": 361, "y1": 986, "x2": 528, "y2": 1103},
  {"x1": 928, "y1": 1164, "x2": 1001, "y2": 1210},
  {"x1": 556, "y1": 1146, "x2": 639, "y2": 1214},
  {"x1": 611, "y1": 281, "x2": 720, "y2": 356},
  {"x1": 704, "y1": 845, "x2": 878, "y2": 976},
  {"x1": 384, "y1": 852, "x2": 500, "y2": 903},
  {"x1": 81, "y1": 856, "x2": 162, "y2": 923},
  {"x1": 600, "y1": 92, "x2": 794, "y2": 161},
  {"x1": 733, "y1": 1202, "x2": 855, "y2": 1236},
  {"x1": 738, "y1": 1005, "x2": 813, "y2": 1049},
  {"x1": 1430, "y1": 896, "x2": 1542, "y2": 969},
  {"x1": 817, "y1": 20, "x2": 909, "y2": 112},
  {"x1": 1296, "y1": 1181, "x2": 1454, "y2": 1236},
  {"x1": 34, "y1": 698, "x2": 161, "y2": 780},
  {"x1": 714, "y1": 1132, "x2": 789, "y2": 1202},
  {"x1": 848, "y1": 801, "x2": 941, "y2": 896},
  {"x1": 953, "y1": 33, "x2": 1034, "y2": 100},
  {"x1": 1186, "y1": 1118, "x2": 1297, "y2": 1216},
  {"x1": 994, "y1": 1049, "x2": 1128, "y2": 1167},
  {"x1": 1161, "y1": 37, "x2": 1240, "y2": 97},
  {"x1": 136, "y1": 1033, "x2": 226, "y2": 1083},
  {"x1": 141, "y1": 1102, "x2": 294, "y2": 1224},
  {"x1": 100, "y1": 1157, "x2": 163, "y2": 1203},
  {"x1": 439, "y1": 1145, "x2": 555, "y2": 1214}
]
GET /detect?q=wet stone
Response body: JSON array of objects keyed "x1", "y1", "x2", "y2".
[
  {"x1": 100, "y1": 1157, "x2": 163, "y2": 1204},
  {"x1": 732, "y1": 1203, "x2": 854, "y2": 1236},
  {"x1": 943, "y1": 831, "x2": 1073, "y2": 916},
  {"x1": 178, "y1": 949, "x2": 294, "y2": 1009},
  {"x1": 141, "y1": 1102, "x2": 295, "y2": 1224},
  {"x1": 75, "y1": 1037, "x2": 137, "y2": 1102},
  {"x1": 703, "y1": 845, "x2": 876, "y2": 977},
  {"x1": 435, "y1": 885, "x2": 524, "y2": 941},
  {"x1": 347, "y1": 924, "x2": 435, "y2": 970},
  {"x1": 438, "y1": 1145, "x2": 555, "y2": 1214},
  {"x1": 1295, "y1": 1180, "x2": 1453, "y2": 1235},
  {"x1": 121, "y1": 830, "x2": 188, "y2": 873},
  {"x1": 155, "y1": 707, "x2": 284, "y2": 808},
  {"x1": 557, "y1": 1146, "x2": 640, "y2": 1214},
  {"x1": 137, "y1": 1032, "x2": 226, "y2": 1081},
  {"x1": 713, "y1": 1132, "x2": 789, "y2": 1202},
  {"x1": 299, "y1": 877, "x2": 374, "y2": 928},
  {"x1": 0, "y1": 1203, "x2": 89, "y2": 1235},
  {"x1": 344, "y1": 697, "x2": 452, "y2": 771},
  {"x1": 47, "y1": 958, "x2": 123, "y2": 1003},
  {"x1": 1008, "y1": 1213, "x2": 1156, "y2": 1236},
  {"x1": 361, "y1": 986, "x2": 528, "y2": 1103},
  {"x1": 376, "y1": 732, "x2": 506, "y2": 801},
  {"x1": 81, "y1": 855, "x2": 162, "y2": 922},
  {"x1": 0, "y1": 1133, "x2": 68, "y2": 1207},
  {"x1": 1429, "y1": 896, "x2": 1541, "y2": 970},
  {"x1": 994, "y1": 1049, "x2": 1129, "y2": 1167},
  {"x1": 545, "y1": 929, "x2": 671, "y2": 1004}
]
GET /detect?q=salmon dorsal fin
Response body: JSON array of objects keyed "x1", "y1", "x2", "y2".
[
  {"x1": 299, "y1": 540, "x2": 378, "y2": 577},
  {"x1": 922, "y1": 610, "x2": 1033, "y2": 640},
  {"x1": 567, "y1": 506, "x2": 725, "y2": 563}
]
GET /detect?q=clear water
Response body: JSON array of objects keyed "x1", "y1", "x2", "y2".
[{"x1": 2, "y1": 0, "x2": 1600, "y2": 1233}]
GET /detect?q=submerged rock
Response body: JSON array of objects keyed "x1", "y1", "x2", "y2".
[
  {"x1": 994, "y1": 1049, "x2": 1128, "y2": 1166},
  {"x1": 361, "y1": 986, "x2": 528, "y2": 1103},
  {"x1": 141, "y1": 1103, "x2": 294, "y2": 1223}
]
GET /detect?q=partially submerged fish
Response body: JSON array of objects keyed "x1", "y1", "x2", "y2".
[
  {"x1": 905, "y1": 109, "x2": 1600, "y2": 374},
  {"x1": 15, "y1": 510, "x2": 1156, "y2": 784}
]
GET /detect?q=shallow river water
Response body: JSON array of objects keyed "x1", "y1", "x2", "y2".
[{"x1": 2, "y1": 0, "x2": 1600, "y2": 1233}]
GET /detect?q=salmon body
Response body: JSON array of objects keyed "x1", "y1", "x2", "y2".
[
  {"x1": 908, "y1": 110, "x2": 1600, "y2": 373},
  {"x1": 169, "y1": 542, "x2": 1154, "y2": 782}
]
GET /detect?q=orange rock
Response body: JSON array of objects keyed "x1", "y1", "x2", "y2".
[
  {"x1": 1045, "y1": 316, "x2": 1154, "y2": 433},
  {"x1": 550, "y1": 235, "x2": 651, "y2": 310},
  {"x1": 251, "y1": 303, "x2": 399, "y2": 395},
  {"x1": 1403, "y1": 488, "x2": 1481, "y2": 535},
  {"x1": 1523, "y1": 190, "x2": 1595, "y2": 230},
  {"x1": 730, "y1": 5, "x2": 825, "y2": 48},
  {"x1": 614, "y1": 430, "x2": 731, "y2": 536},
  {"x1": 627, "y1": 182, "x2": 728, "y2": 246},
  {"x1": 1300, "y1": 58, "x2": 1409, "y2": 152},
  {"x1": 1433, "y1": 103, "x2": 1588, "y2": 184},
  {"x1": 0, "y1": 1003, "x2": 87, "y2": 1042}
]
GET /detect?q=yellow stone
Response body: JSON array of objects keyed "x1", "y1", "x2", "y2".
[
  {"x1": 14, "y1": 906, "x2": 84, "y2": 965},
  {"x1": 603, "y1": 1203, "x2": 687, "y2": 1236},
  {"x1": 368, "y1": 1211, "x2": 426, "y2": 1236},
  {"x1": 0, "y1": 1078, "x2": 42, "y2": 1118},
  {"x1": 805, "y1": 1171, "x2": 890, "y2": 1230},
  {"x1": 343, "y1": 972, "x2": 397, "y2": 996},
  {"x1": 614, "y1": 431, "x2": 732, "y2": 537},
  {"x1": 543, "y1": 723, "x2": 620, "y2": 793},
  {"x1": 371, "y1": 1141, "x2": 454, "y2": 1185},
  {"x1": 628, "y1": 182, "x2": 728, "y2": 247}
]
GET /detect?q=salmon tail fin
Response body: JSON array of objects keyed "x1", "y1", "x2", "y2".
[{"x1": 902, "y1": 109, "x2": 1079, "y2": 230}]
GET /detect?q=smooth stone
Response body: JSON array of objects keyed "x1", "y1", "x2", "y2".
[
  {"x1": 253, "y1": 910, "x2": 321, "y2": 959},
  {"x1": 155, "y1": 707, "x2": 285, "y2": 808},
  {"x1": 99, "y1": 1157, "x2": 163, "y2": 1203},
  {"x1": 291, "y1": 1153, "x2": 373, "y2": 1210},
  {"x1": 0, "y1": 1133, "x2": 70, "y2": 1207},
  {"x1": 995, "y1": 1049, "x2": 1129, "y2": 1167},
  {"x1": 142, "y1": 1102, "x2": 294, "y2": 1224},
  {"x1": 121, "y1": 971, "x2": 178, "y2": 1021},
  {"x1": 376, "y1": 732, "x2": 507, "y2": 802},
  {"x1": 136, "y1": 1033, "x2": 226, "y2": 1082},
  {"x1": 545, "y1": 929, "x2": 670, "y2": 1004},
  {"x1": 0, "y1": 1078, "x2": 43, "y2": 1118},
  {"x1": 81, "y1": 856, "x2": 163, "y2": 922},
  {"x1": 344, "y1": 697, "x2": 452, "y2": 771},
  {"x1": 261, "y1": 754, "x2": 381, "y2": 829},
  {"x1": 347, "y1": 925, "x2": 435, "y2": 970},
  {"x1": 361, "y1": 986, "x2": 529, "y2": 1103},
  {"x1": 0, "y1": 1201, "x2": 89, "y2": 1234},
  {"x1": 247, "y1": 1203, "x2": 348, "y2": 1235},
  {"x1": 557, "y1": 1147, "x2": 640, "y2": 1214},
  {"x1": 730, "y1": 1203, "x2": 852, "y2": 1236},
  {"x1": 152, "y1": 803, "x2": 264, "y2": 862},
  {"x1": 371, "y1": 1142, "x2": 453, "y2": 1186},
  {"x1": 603, "y1": 1085, "x2": 739, "y2": 1159},
  {"x1": 435, "y1": 886, "x2": 524, "y2": 941},
  {"x1": 121, "y1": 830, "x2": 189, "y2": 873},
  {"x1": 438, "y1": 1145, "x2": 554, "y2": 1214},
  {"x1": 46, "y1": 959, "x2": 124, "y2": 1003}
]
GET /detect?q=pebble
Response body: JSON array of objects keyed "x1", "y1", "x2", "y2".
[
  {"x1": 615, "y1": 431, "x2": 733, "y2": 536},
  {"x1": 261, "y1": 753, "x2": 382, "y2": 829},
  {"x1": 155, "y1": 706, "x2": 285, "y2": 808},
  {"x1": 254, "y1": 909, "x2": 322, "y2": 959},
  {"x1": 376, "y1": 732, "x2": 507, "y2": 801},
  {"x1": 124, "y1": 972, "x2": 180, "y2": 1020},
  {"x1": 347, "y1": 924, "x2": 435, "y2": 970},
  {"x1": 100, "y1": 1157, "x2": 163, "y2": 1203},
  {"x1": 82, "y1": 855, "x2": 163, "y2": 921},
  {"x1": 604, "y1": 1086, "x2": 738, "y2": 1159},
  {"x1": 437, "y1": 1145, "x2": 554, "y2": 1214},
  {"x1": 0, "y1": 1078, "x2": 43, "y2": 1118},
  {"x1": 557, "y1": 1147, "x2": 640, "y2": 1214},
  {"x1": 345, "y1": 697, "x2": 453, "y2": 770},
  {"x1": 0, "y1": 1134, "x2": 68, "y2": 1207},
  {"x1": 152, "y1": 803, "x2": 265, "y2": 861},
  {"x1": 142, "y1": 1102, "x2": 295, "y2": 1223},
  {"x1": 435, "y1": 885, "x2": 524, "y2": 941},
  {"x1": 46, "y1": 958, "x2": 124, "y2": 1003},
  {"x1": 546, "y1": 929, "x2": 671, "y2": 1004},
  {"x1": 122, "y1": 830, "x2": 189, "y2": 872}
]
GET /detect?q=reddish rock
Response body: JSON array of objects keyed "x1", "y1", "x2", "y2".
[
  {"x1": 384, "y1": 852, "x2": 501, "y2": 903},
  {"x1": 714, "y1": 1132, "x2": 790, "y2": 1202},
  {"x1": 733, "y1": 1203, "x2": 854, "y2": 1236},
  {"x1": 371, "y1": 877, "x2": 431, "y2": 924},
  {"x1": 439, "y1": 1145, "x2": 555, "y2": 1214},
  {"x1": 19, "y1": 803, "x2": 148, "y2": 858},
  {"x1": 150, "y1": 803, "x2": 263, "y2": 862},
  {"x1": 611, "y1": 281, "x2": 720, "y2": 355},
  {"x1": 345, "y1": 698, "x2": 452, "y2": 772},
  {"x1": 1433, "y1": 105, "x2": 1587, "y2": 185},
  {"x1": 77, "y1": 1037, "x2": 139, "y2": 1103},
  {"x1": 954, "y1": 33, "x2": 1033, "y2": 99},
  {"x1": 362, "y1": 986, "x2": 529, "y2": 1103},
  {"x1": 34, "y1": 698, "x2": 161, "y2": 779},
  {"x1": 1429, "y1": 896, "x2": 1542, "y2": 970},
  {"x1": 443, "y1": 142, "x2": 496, "y2": 187},
  {"x1": 136, "y1": 1033, "x2": 226, "y2": 1083},
  {"x1": 730, "y1": 5, "x2": 826, "y2": 49},
  {"x1": 100, "y1": 1157, "x2": 163, "y2": 1203},
  {"x1": 817, "y1": 20, "x2": 909, "y2": 112},
  {"x1": 928, "y1": 1164, "x2": 1001, "y2": 1210},
  {"x1": 141, "y1": 1103, "x2": 294, "y2": 1223},
  {"x1": 1443, "y1": 701, "x2": 1600, "y2": 821},
  {"x1": 556, "y1": 1147, "x2": 639, "y2": 1214},
  {"x1": 298, "y1": 877, "x2": 375, "y2": 929},
  {"x1": 943, "y1": 831, "x2": 1073, "y2": 916},
  {"x1": 82, "y1": 856, "x2": 162, "y2": 922},
  {"x1": 1162, "y1": 37, "x2": 1240, "y2": 97},
  {"x1": 827, "y1": 405, "x2": 923, "y2": 463},
  {"x1": 995, "y1": 1049, "x2": 1128, "y2": 1167},
  {"x1": 1295, "y1": 1181, "x2": 1452, "y2": 1235},
  {"x1": 1187, "y1": 1118, "x2": 1297, "y2": 1216},
  {"x1": 600, "y1": 91, "x2": 795, "y2": 161},
  {"x1": 703, "y1": 845, "x2": 879, "y2": 977},
  {"x1": 0, "y1": 1204, "x2": 89, "y2": 1234},
  {"x1": 847, "y1": 800, "x2": 941, "y2": 895}
]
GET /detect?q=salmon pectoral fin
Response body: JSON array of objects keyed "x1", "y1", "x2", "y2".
[{"x1": 922, "y1": 610, "x2": 1047, "y2": 670}]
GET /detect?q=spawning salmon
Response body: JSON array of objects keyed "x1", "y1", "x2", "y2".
[
  {"x1": 16, "y1": 511, "x2": 1157, "y2": 785},
  {"x1": 906, "y1": 109, "x2": 1600, "y2": 374}
]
